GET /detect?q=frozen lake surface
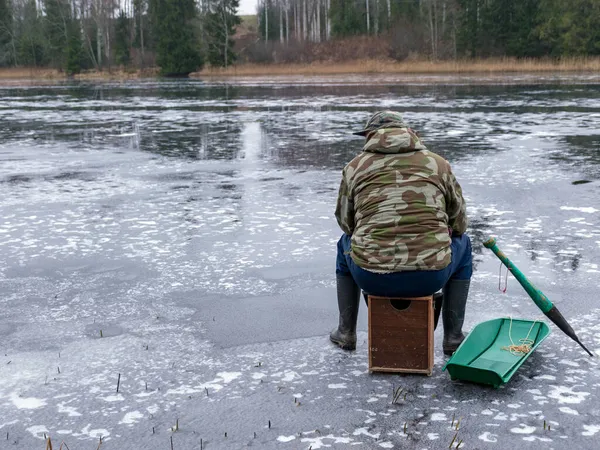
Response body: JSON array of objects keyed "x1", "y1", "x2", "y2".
[{"x1": 1, "y1": 75, "x2": 600, "y2": 449}]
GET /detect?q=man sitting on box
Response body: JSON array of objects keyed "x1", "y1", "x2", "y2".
[{"x1": 330, "y1": 111, "x2": 472, "y2": 356}]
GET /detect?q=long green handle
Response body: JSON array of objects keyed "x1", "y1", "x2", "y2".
[
  {"x1": 483, "y1": 237, "x2": 553, "y2": 313},
  {"x1": 484, "y1": 237, "x2": 593, "y2": 357}
]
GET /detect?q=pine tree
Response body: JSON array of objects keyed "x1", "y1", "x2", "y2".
[
  {"x1": 205, "y1": 0, "x2": 241, "y2": 67},
  {"x1": 149, "y1": 0, "x2": 203, "y2": 76}
]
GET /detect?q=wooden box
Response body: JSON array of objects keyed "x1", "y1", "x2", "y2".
[{"x1": 368, "y1": 295, "x2": 434, "y2": 375}]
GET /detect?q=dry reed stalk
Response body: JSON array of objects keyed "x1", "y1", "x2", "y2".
[{"x1": 2, "y1": 57, "x2": 599, "y2": 83}]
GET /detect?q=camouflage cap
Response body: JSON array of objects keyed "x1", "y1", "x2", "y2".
[{"x1": 353, "y1": 111, "x2": 407, "y2": 136}]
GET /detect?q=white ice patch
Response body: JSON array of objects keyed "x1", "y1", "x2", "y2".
[
  {"x1": 217, "y1": 372, "x2": 242, "y2": 383},
  {"x1": 510, "y1": 424, "x2": 536, "y2": 434},
  {"x1": 119, "y1": 411, "x2": 144, "y2": 425},
  {"x1": 479, "y1": 432, "x2": 498, "y2": 442},
  {"x1": 353, "y1": 427, "x2": 380, "y2": 439},
  {"x1": 523, "y1": 436, "x2": 552, "y2": 442},
  {"x1": 560, "y1": 206, "x2": 599, "y2": 214},
  {"x1": 27, "y1": 425, "x2": 49, "y2": 439},
  {"x1": 74, "y1": 425, "x2": 109, "y2": 439},
  {"x1": 559, "y1": 407, "x2": 579, "y2": 415},
  {"x1": 328, "y1": 383, "x2": 347, "y2": 389},
  {"x1": 57, "y1": 403, "x2": 81, "y2": 417},
  {"x1": 277, "y1": 435, "x2": 296, "y2": 442},
  {"x1": 558, "y1": 359, "x2": 579, "y2": 367},
  {"x1": 431, "y1": 413, "x2": 447, "y2": 421},
  {"x1": 301, "y1": 434, "x2": 353, "y2": 448},
  {"x1": 427, "y1": 433, "x2": 439, "y2": 440},
  {"x1": 252, "y1": 372, "x2": 266, "y2": 380},
  {"x1": 534, "y1": 375, "x2": 556, "y2": 381},
  {"x1": 582, "y1": 425, "x2": 600, "y2": 436},
  {"x1": 0, "y1": 420, "x2": 18, "y2": 429},
  {"x1": 100, "y1": 394, "x2": 125, "y2": 402},
  {"x1": 379, "y1": 442, "x2": 394, "y2": 448},
  {"x1": 548, "y1": 385, "x2": 590, "y2": 404},
  {"x1": 10, "y1": 393, "x2": 46, "y2": 409}
]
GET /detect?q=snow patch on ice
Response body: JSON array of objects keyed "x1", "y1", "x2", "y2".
[
  {"x1": 510, "y1": 424, "x2": 536, "y2": 434},
  {"x1": 217, "y1": 372, "x2": 242, "y2": 383},
  {"x1": 523, "y1": 436, "x2": 552, "y2": 442},
  {"x1": 10, "y1": 393, "x2": 46, "y2": 409},
  {"x1": 559, "y1": 407, "x2": 579, "y2": 415},
  {"x1": 328, "y1": 383, "x2": 347, "y2": 389},
  {"x1": 560, "y1": 206, "x2": 599, "y2": 214},
  {"x1": 277, "y1": 435, "x2": 296, "y2": 442},
  {"x1": 582, "y1": 425, "x2": 600, "y2": 436},
  {"x1": 301, "y1": 434, "x2": 354, "y2": 448},
  {"x1": 479, "y1": 432, "x2": 498, "y2": 443},
  {"x1": 353, "y1": 427, "x2": 380, "y2": 439},
  {"x1": 534, "y1": 375, "x2": 556, "y2": 381},
  {"x1": 74, "y1": 425, "x2": 109, "y2": 439},
  {"x1": 119, "y1": 411, "x2": 144, "y2": 425},
  {"x1": 0, "y1": 420, "x2": 18, "y2": 429},
  {"x1": 100, "y1": 394, "x2": 125, "y2": 402},
  {"x1": 27, "y1": 425, "x2": 49, "y2": 439},
  {"x1": 57, "y1": 403, "x2": 82, "y2": 417},
  {"x1": 548, "y1": 385, "x2": 590, "y2": 404}
]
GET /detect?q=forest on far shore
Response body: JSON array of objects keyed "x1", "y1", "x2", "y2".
[{"x1": 0, "y1": 0, "x2": 599, "y2": 76}]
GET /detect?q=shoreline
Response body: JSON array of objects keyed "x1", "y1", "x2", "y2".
[{"x1": 1, "y1": 58, "x2": 599, "y2": 81}]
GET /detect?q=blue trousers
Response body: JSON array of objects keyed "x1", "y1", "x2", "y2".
[{"x1": 336, "y1": 233, "x2": 472, "y2": 297}]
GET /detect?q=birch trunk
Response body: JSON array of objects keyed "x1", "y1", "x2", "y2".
[
  {"x1": 265, "y1": 0, "x2": 269, "y2": 41},
  {"x1": 279, "y1": 1, "x2": 283, "y2": 43},
  {"x1": 365, "y1": 0, "x2": 370, "y2": 34}
]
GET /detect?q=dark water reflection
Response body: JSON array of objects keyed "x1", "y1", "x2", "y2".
[{"x1": 2, "y1": 79, "x2": 599, "y2": 171}]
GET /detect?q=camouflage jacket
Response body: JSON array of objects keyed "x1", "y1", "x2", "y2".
[{"x1": 335, "y1": 127, "x2": 468, "y2": 273}]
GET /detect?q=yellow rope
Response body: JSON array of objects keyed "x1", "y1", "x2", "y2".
[{"x1": 501, "y1": 316, "x2": 538, "y2": 356}]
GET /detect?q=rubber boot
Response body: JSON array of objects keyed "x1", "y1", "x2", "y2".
[
  {"x1": 330, "y1": 274, "x2": 361, "y2": 351},
  {"x1": 442, "y1": 279, "x2": 470, "y2": 356}
]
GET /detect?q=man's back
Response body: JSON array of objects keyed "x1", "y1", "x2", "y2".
[{"x1": 335, "y1": 127, "x2": 467, "y2": 273}]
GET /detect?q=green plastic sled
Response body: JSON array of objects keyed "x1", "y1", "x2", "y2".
[{"x1": 443, "y1": 318, "x2": 551, "y2": 388}]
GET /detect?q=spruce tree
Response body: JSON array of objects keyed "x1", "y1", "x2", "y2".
[
  {"x1": 149, "y1": 0, "x2": 203, "y2": 76},
  {"x1": 43, "y1": 0, "x2": 82, "y2": 74},
  {"x1": 17, "y1": 0, "x2": 46, "y2": 66},
  {"x1": 114, "y1": 10, "x2": 131, "y2": 66},
  {"x1": 205, "y1": 0, "x2": 240, "y2": 68},
  {"x1": 0, "y1": 0, "x2": 13, "y2": 66}
]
